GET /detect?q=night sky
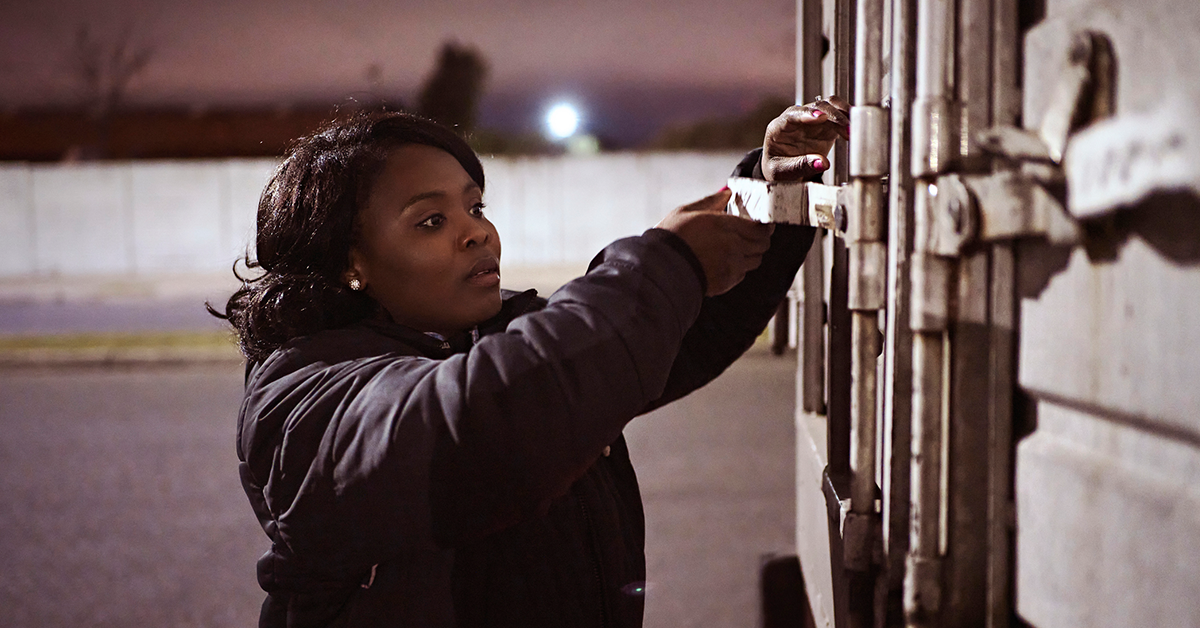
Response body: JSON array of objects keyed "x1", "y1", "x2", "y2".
[{"x1": 0, "y1": 0, "x2": 798, "y2": 145}]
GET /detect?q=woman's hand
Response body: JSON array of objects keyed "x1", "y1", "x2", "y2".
[
  {"x1": 656, "y1": 188, "x2": 774, "y2": 296},
  {"x1": 761, "y1": 96, "x2": 851, "y2": 183}
]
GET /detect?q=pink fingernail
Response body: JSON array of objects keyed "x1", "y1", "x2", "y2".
[{"x1": 812, "y1": 156, "x2": 826, "y2": 169}]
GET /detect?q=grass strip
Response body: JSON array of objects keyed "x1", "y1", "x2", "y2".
[{"x1": 0, "y1": 331, "x2": 237, "y2": 351}]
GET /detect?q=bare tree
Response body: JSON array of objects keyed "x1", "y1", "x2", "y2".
[{"x1": 67, "y1": 24, "x2": 155, "y2": 158}]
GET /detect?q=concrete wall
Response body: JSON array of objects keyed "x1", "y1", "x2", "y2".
[{"x1": 0, "y1": 152, "x2": 745, "y2": 278}]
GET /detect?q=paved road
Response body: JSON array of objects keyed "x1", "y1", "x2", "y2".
[
  {"x1": 629, "y1": 346, "x2": 798, "y2": 627},
  {"x1": 0, "y1": 299, "x2": 228, "y2": 335},
  {"x1": 0, "y1": 348, "x2": 797, "y2": 627},
  {"x1": 0, "y1": 363, "x2": 259, "y2": 627}
]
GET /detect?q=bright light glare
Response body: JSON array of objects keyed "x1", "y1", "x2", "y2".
[{"x1": 546, "y1": 103, "x2": 580, "y2": 139}]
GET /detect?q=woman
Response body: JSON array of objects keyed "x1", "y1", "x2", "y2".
[{"x1": 214, "y1": 99, "x2": 847, "y2": 627}]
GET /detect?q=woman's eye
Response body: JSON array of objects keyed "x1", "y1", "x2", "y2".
[
  {"x1": 417, "y1": 214, "x2": 445, "y2": 229},
  {"x1": 469, "y1": 202, "x2": 487, "y2": 217}
]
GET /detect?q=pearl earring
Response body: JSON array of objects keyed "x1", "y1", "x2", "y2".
[{"x1": 349, "y1": 278, "x2": 363, "y2": 291}]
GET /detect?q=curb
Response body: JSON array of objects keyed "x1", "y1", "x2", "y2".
[
  {"x1": 0, "y1": 331, "x2": 244, "y2": 368},
  {"x1": 0, "y1": 345, "x2": 244, "y2": 368}
]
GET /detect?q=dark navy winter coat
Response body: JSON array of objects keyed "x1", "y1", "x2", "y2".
[{"x1": 237, "y1": 151, "x2": 816, "y2": 627}]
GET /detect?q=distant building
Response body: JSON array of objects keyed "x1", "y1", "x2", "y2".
[{"x1": 0, "y1": 105, "x2": 368, "y2": 162}]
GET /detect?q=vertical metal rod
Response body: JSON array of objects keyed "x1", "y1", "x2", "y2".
[
  {"x1": 987, "y1": 243, "x2": 1015, "y2": 628},
  {"x1": 850, "y1": 313, "x2": 881, "y2": 513},
  {"x1": 826, "y1": 0, "x2": 856, "y2": 479},
  {"x1": 913, "y1": 0, "x2": 953, "y2": 102},
  {"x1": 854, "y1": 0, "x2": 885, "y2": 104},
  {"x1": 986, "y1": 1, "x2": 1020, "y2": 625},
  {"x1": 910, "y1": 0, "x2": 956, "y2": 178},
  {"x1": 883, "y1": 0, "x2": 917, "y2": 616},
  {"x1": 846, "y1": 0, "x2": 889, "y2": 620},
  {"x1": 991, "y1": 0, "x2": 1020, "y2": 128},
  {"x1": 904, "y1": 328, "x2": 944, "y2": 623},
  {"x1": 798, "y1": 0, "x2": 827, "y2": 416},
  {"x1": 848, "y1": 0, "x2": 887, "y2": 517},
  {"x1": 801, "y1": 234, "x2": 827, "y2": 415},
  {"x1": 958, "y1": 0, "x2": 994, "y2": 169},
  {"x1": 905, "y1": 0, "x2": 957, "y2": 623},
  {"x1": 939, "y1": 0, "x2": 1000, "y2": 624},
  {"x1": 799, "y1": 0, "x2": 825, "y2": 104},
  {"x1": 829, "y1": 240, "x2": 853, "y2": 478},
  {"x1": 833, "y1": 0, "x2": 856, "y2": 183},
  {"x1": 943, "y1": 251, "x2": 991, "y2": 627}
]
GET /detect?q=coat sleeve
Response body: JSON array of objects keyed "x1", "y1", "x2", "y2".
[
  {"x1": 642, "y1": 148, "x2": 817, "y2": 412},
  {"x1": 238, "y1": 229, "x2": 705, "y2": 576}
]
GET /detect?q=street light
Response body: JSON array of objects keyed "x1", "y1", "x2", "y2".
[{"x1": 546, "y1": 103, "x2": 580, "y2": 140}]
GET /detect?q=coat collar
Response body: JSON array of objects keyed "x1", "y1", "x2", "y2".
[{"x1": 359, "y1": 288, "x2": 542, "y2": 359}]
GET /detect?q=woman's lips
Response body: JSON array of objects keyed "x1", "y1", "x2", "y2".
[{"x1": 466, "y1": 257, "x2": 500, "y2": 287}]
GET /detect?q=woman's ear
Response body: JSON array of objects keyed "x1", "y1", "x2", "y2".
[{"x1": 343, "y1": 248, "x2": 367, "y2": 290}]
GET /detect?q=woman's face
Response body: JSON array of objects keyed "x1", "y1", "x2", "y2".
[{"x1": 346, "y1": 143, "x2": 502, "y2": 336}]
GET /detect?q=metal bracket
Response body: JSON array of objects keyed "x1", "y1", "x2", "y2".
[
  {"x1": 1065, "y1": 100, "x2": 1200, "y2": 219},
  {"x1": 928, "y1": 31, "x2": 1116, "y2": 254},
  {"x1": 978, "y1": 31, "x2": 1115, "y2": 167},
  {"x1": 727, "y1": 177, "x2": 848, "y2": 236},
  {"x1": 962, "y1": 172, "x2": 1080, "y2": 245},
  {"x1": 929, "y1": 171, "x2": 1080, "y2": 254}
]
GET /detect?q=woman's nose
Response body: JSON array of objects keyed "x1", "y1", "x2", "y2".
[{"x1": 459, "y1": 216, "x2": 489, "y2": 249}]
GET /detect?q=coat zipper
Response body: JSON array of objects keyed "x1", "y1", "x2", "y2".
[{"x1": 575, "y1": 489, "x2": 611, "y2": 628}]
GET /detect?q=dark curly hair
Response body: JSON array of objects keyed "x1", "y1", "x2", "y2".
[{"x1": 208, "y1": 110, "x2": 485, "y2": 363}]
